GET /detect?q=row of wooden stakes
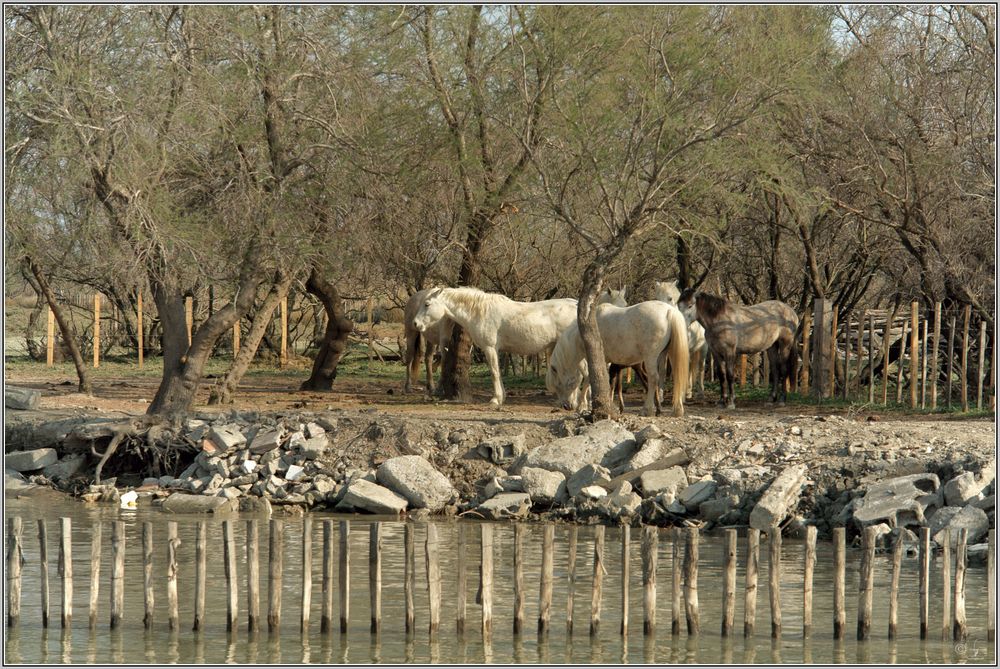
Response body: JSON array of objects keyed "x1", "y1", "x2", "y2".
[{"x1": 5, "y1": 517, "x2": 996, "y2": 642}]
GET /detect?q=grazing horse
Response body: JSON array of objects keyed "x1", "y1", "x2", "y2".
[
  {"x1": 412, "y1": 287, "x2": 578, "y2": 408},
  {"x1": 654, "y1": 280, "x2": 709, "y2": 398},
  {"x1": 677, "y1": 289, "x2": 798, "y2": 409},
  {"x1": 547, "y1": 301, "x2": 689, "y2": 417},
  {"x1": 402, "y1": 288, "x2": 455, "y2": 395}
]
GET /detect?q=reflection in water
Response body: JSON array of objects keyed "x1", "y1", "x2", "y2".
[
  {"x1": 340, "y1": 633, "x2": 349, "y2": 664},
  {"x1": 856, "y1": 639, "x2": 871, "y2": 664},
  {"x1": 721, "y1": 636, "x2": 732, "y2": 664},
  {"x1": 194, "y1": 631, "x2": 205, "y2": 664},
  {"x1": 513, "y1": 633, "x2": 524, "y2": 663},
  {"x1": 85, "y1": 629, "x2": 96, "y2": 664},
  {"x1": 428, "y1": 633, "x2": 440, "y2": 664},
  {"x1": 369, "y1": 634, "x2": 381, "y2": 663},
  {"x1": 60, "y1": 628, "x2": 72, "y2": 664},
  {"x1": 887, "y1": 639, "x2": 897, "y2": 664},
  {"x1": 743, "y1": 637, "x2": 757, "y2": 664},
  {"x1": 40, "y1": 627, "x2": 49, "y2": 664},
  {"x1": 404, "y1": 634, "x2": 414, "y2": 663},
  {"x1": 685, "y1": 634, "x2": 698, "y2": 663},
  {"x1": 167, "y1": 629, "x2": 179, "y2": 664},
  {"x1": 644, "y1": 634, "x2": 656, "y2": 663},
  {"x1": 770, "y1": 638, "x2": 783, "y2": 664},
  {"x1": 245, "y1": 631, "x2": 259, "y2": 664},
  {"x1": 802, "y1": 638, "x2": 812, "y2": 664},
  {"x1": 110, "y1": 628, "x2": 124, "y2": 664},
  {"x1": 301, "y1": 634, "x2": 311, "y2": 664},
  {"x1": 833, "y1": 638, "x2": 846, "y2": 664},
  {"x1": 590, "y1": 635, "x2": 603, "y2": 664},
  {"x1": 144, "y1": 629, "x2": 156, "y2": 664}
]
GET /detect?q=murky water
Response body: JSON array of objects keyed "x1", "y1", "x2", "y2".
[{"x1": 4, "y1": 496, "x2": 995, "y2": 664}]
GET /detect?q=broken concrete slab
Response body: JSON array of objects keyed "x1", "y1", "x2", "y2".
[
  {"x1": 853, "y1": 472, "x2": 940, "y2": 528},
  {"x1": 208, "y1": 425, "x2": 246, "y2": 452},
  {"x1": 477, "y1": 434, "x2": 526, "y2": 465},
  {"x1": 639, "y1": 466, "x2": 688, "y2": 498},
  {"x1": 5, "y1": 386, "x2": 40, "y2": 410},
  {"x1": 567, "y1": 464, "x2": 612, "y2": 498},
  {"x1": 41, "y1": 454, "x2": 87, "y2": 481},
  {"x1": 679, "y1": 480, "x2": 718, "y2": 512},
  {"x1": 598, "y1": 481, "x2": 642, "y2": 519},
  {"x1": 515, "y1": 420, "x2": 634, "y2": 477},
  {"x1": 931, "y1": 505, "x2": 990, "y2": 546},
  {"x1": 476, "y1": 492, "x2": 531, "y2": 520},
  {"x1": 484, "y1": 476, "x2": 524, "y2": 499},
  {"x1": 700, "y1": 494, "x2": 740, "y2": 523},
  {"x1": 749, "y1": 464, "x2": 808, "y2": 531},
  {"x1": 162, "y1": 493, "x2": 237, "y2": 514},
  {"x1": 5, "y1": 448, "x2": 59, "y2": 473},
  {"x1": 342, "y1": 479, "x2": 408, "y2": 515},
  {"x1": 943, "y1": 472, "x2": 988, "y2": 507},
  {"x1": 615, "y1": 437, "x2": 674, "y2": 475},
  {"x1": 578, "y1": 485, "x2": 608, "y2": 501},
  {"x1": 297, "y1": 435, "x2": 329, "y2": 460},
  {"x1": 518, "y1": 467, "x2": 565, "y2": 505},
  {"x1": 249, "y1": 428, "x2": 283, "y2": 455},
  {"x1": 376, "y1": 455, "x2": 456, "y2": 512}
]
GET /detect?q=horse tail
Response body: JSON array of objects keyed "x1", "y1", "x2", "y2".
[{"x1": 665, "y1": 306, "x2": 689, "y2": 417}]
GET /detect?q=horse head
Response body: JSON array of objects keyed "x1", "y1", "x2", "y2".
[
  {"x1": 677, "y1": 287, "x2": 699, "y2": 324},
  {"x1": 654, "y1": 280, "x2": 681, "y2": 305},
  {"x1": 599, "y1": 287, "x2": 628, "y2": 307},
  {"x1": 413, "y1": 287, "x2": 447, "y2": 333}
]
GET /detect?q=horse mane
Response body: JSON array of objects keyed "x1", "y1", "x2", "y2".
[
  {"x1": 695, "y1": 291, "x2": 728, "y2": 319},
  {"x1": 440, "y1": 286, "x2": 512, "y2": 321}
]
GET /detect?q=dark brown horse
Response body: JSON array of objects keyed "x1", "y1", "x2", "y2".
[{"x1": 677, "y1": 289, "x2": 798, "y2": 408}]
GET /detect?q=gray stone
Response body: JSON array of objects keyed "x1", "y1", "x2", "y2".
[
  {"x1": 699, "y1": 494, "x2": 740, "y2": 523},
  {"x1": 943, "y1": 472, "x2": 987, "y2": 507},
  {"x1": 5, "y1": 386, "x2": 40, "y2": 410},
  {"x1": 5, "y1": 448, "x2": 58, "y2": 473},
  {"x1": 342, "y1": 479, "x2": 408, "y2": 514},
  {"x1": 971, "y1": 494, "x2": 994, "y2": 511},
  {"x1": 577, "y1": 485, "x2": 608, "y2": 501},
  {"x1": 634, "y1": 424, "x2": 665, "y2": 446},
  {"x1": 931, "y1": 505, "x2": 990, "y2": 546},
  {"x1": 249, "y1": 428, "x2": 283, "y2": 455},
  {"x1": 162, "y1": 493, "x2": 237, "y2": 514},
  {"x1": 567, "y1": 464, "x2": 612, "y2": 498},
  {"x1": 218, "y1": 487, "x2": 242, "y2": 500},
  {"x1": 376, "y1": 455, "x2": 456, "y2": 512},
  {"x1": 520, "y1": 467, "x2": 565, "y2": 505},
  {"x1": 305, "y1": 422, "x2": 326, "y2": 439},
  {"x1": 598, "y1": 481, "x2": 642, "y2": 518},
  {"x1": 749, "y1": 464, "x2": 808, "y2": 531},
  {"x1": 158, "y1": 475, "x2": 177, "y2": 488},
  {"x1": 208, "y1": 425, "x2": 246, "y2": 452},
  {"x1": 298, "y1": 435, "x2": 329, "y2": 460},
  {"x1": 312, "y1": 477, "x2": 336, "y2": 496},
  {"x1": 476, "y1": 492, "x2": 531, "y2": 520},
  {"x1": 41, "y1": 454, "x2": 87, "y2": 481},
  {"x1": 679, "y1": 480, "x2": 718, "y2": 511},
  {"x1": 716, "y1": 468, "x2": 743, "y2": 487},
  {"x1": 968, "y1": 543, "x2": 990, "y2": 565},
  {"x1": 618, "y1": 437, "x2": 673, "y2": 474},
  {"x1": 484, "y1": 476, "x2": 524, "y2": 499},
  {"x1": 639, "y1": 467, "x2": 688, "y2": 498},
  {"x1": 477, "y1": 434, "x2": 527, "y2": 465},
  {"x1": 5, "y1": 468, "x2": 34, "y2": 494},
  {"x1": 516, "y1": 420, "x2": 634, "y2": 476},
  {"x1": 853, "y1": 473, "x2": 940, "y2": 528}
]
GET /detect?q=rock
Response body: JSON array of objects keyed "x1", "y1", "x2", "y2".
[
  {"x1": 208, "y1": 425, "x2": 246, "y2": 452},
  {"x1": 249, "y1": 429, "x2": 283, "y2": 455},
  {"x1": 634, "y1": 424, "x2": 665, "y2": 445},
  {"x1": 567, "y1": 464, "x2": 612, "y2": 498},
  {"x1": 476, "y1": 492, "x2": 531, "y2": 520},
  {"x1": 853, "y1": 473, "x2": 940, "y2": 528},
  {"x1": 5, "y1": 468, "x2": 34, "y2": 495},
  {"x1": 285, "y1": 464, "x2": 305, "y2": 482},
  {"x1": 342, "y1": 479, "x2": 408, "y2": 515},
  {"x1": 5, "y1": 386, "x2": 40, "y2": 410},
  {"x1": 943, "y1": 472, "x2": 988, "y2": 507},
  {"x1": 312, "y1": 477, "x2": 336, "y2": 497},
  {"x1": 477, "y1": 434, "x2": 526, "y2": 465},
  {"x1": 376, "y1": 455, "x2": 456, "y2": 512},
  {"x1": 516, "y1": 420, "x2": 635, "y2": 476},
  {"x1": 305, "y1": 422, "x2": 326, "y2": 439},
  {"x1": 971, "y1": 494, "x2": 994, "y2": 511},
  {"x1": 715, "y1": 468, "x2": 743, "y2": 487},
  {"x1": 749, "y1": 464, "x2": 808, "y2": 531},
  {"x1": 931, "y1": 505, "x2": 990, "y2": 546},
  {"x1": 679, "y1": 480, "x2": 718, "y2": 511},
  {"x1": 484, "y1": 476, "x2": 524, "y2": 499},
  {"x1": 639, "y1": 467, "x2": 688, "y2": 498},
  {"x1": 599, "y1": 481, "x2": 642, "y2": 518},
  {"x1": 968, "y1": 543, "x2": 989, "y2": 565},
  {"x1": 162, "y1": 493, "x2": 237, "y2": 514},
  {"x1": 578, "y1": 485, "x2": 608, "y2": 501},
  {"x1": 617, "y1": 438, "x2": 674, "y2": 474},
  {"x1": 5, "y1": 448, "x2": 58, "y2": 473},
  {"x1": 520, "y1": 468, "x2": 565, "y2": 505},
  {"x1": 699, "y1": 495, "x2": 740, "y2": 523},
  {"x1": 41, "y1": 454, "x2": 87, "y2": 481},
  {"x1": 298, "y1": 436, "x2": 329, "y2": 460}
]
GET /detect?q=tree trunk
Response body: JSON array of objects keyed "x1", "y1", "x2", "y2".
[
  {"x1": 209, "y1": 271, "x2": 294, "y2": 405},
  {"x1": 676, "y1": 234, "x2": 690, "y2": 290},
  {"x1": 300, "y1": 269, "x2": 353, "y2": 392},
  {"x1": 578, "y1": 263, "x2": 615, "y2": 420},
  {"x1": 25, "y1": 256, "x2": 93, "y2": 394}
]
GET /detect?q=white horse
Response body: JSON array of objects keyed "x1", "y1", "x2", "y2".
[
  {"x1": 412, "y1": 287, "x2": 578, "y2": 408},
  {"x1": 403, "y1": 288, "x2": 455, "y2": 395},
  {"x1": 654, "y1": 280, "x2": 708, "y2": 398},
  {"x1": 547, "y1": 301, "x2": 689, "y2": 417}
]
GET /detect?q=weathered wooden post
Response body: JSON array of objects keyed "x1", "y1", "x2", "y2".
[
  {"x1": 566, "y1": 526, "x2": 577, "y2": 634},
  {"x1": 684, "y1": 527, "x2": 700, "y2": 635},
  {"x1": 184, "y1": 294, "x2": 193, "y2": 347},
  {"x1": 833, "y1": 527, "x2": 845, "y2": 639},
  {"x1": 803, "y1": 526, "x2": 816, "y2": 638},
  {"x1": 953, "y1": 528, "x2": 967, "y2": 641},
  {"x1": 167, "y1": 521, "x2": 180, "y2": 631},
  {"x1": 744, "y1": 528, "x2": 760, "y2": 638},
  {"x1": 7, "y1": 518, "x2": 22, "y2": 627},
  {"x1": 888, "y1": 531, "x2": 903, "y2": 639},
  {"x1": 921, "y1": 318, "x2": 928, "y2": 408},
  {"x1": 882, "y1": 303, "x2": 900, "y2": 404},
  {"x1": 192, "y1": 522, "x2": 206, "y2": 631},
  {"x1": 457, "y1": 524, "x2": 467, "y2": 634},
  {"x1": 321, "y1": 520, "x2": 333, "y2": 633},
  {"x1": 540, "y1": 525, "x2": 555, "y2": 634},
  {"x1": 857, "y1": 526, "x2": 875, "y2": 640},
  {"x1": 280, "y1": 296, "x2": 288, "y2": 369},
  {"x1": 931, "y1": 302, "x2": 941, "y2": 408},
  {"x1": 769, "y1": 527, "x2": 782, "y2": 639},
  {"x1": 88, "y1": 523, "x2": 101, "y2": 629},
  {"x1": 369, "y1": 523, "x2": 381, "y2": 634},
  {"x1": 301, "y1": 516, "x2": 312, "y2": 633},
  {"x1": 988, "y1": 529, "x2": 995, "y2": 643},
  {"x1": 942, "y1": 531, "x2": 951, "y2": 641},
  {"x1": 247, "y1": 519, "x2": 261, "y2": 633},
  {"x1": 739, "y1": 353, "x2": 747, "y2": 387},
  {"x1": 403, "y1": 523, "x2": 415, "y2": 634},
  {"x1": 721, "y1": 528, "x2": 736, "y2": 638},
  {"x1": 619, "y1": 525, "x2": 629, "y2": 636},
  {"x1": 46, "y1": 307, "x2": 55, "y2": 367},
  {"x1": 961, "y1": 305, "x2": 971, "y2": 411},
  {"x1": 110, "y1": 520, "x2": 124, "y2": 630},
  {"x1": 142, "y1": 522, "x2": 155, "y2": 629},
  {"x1": 800, "y1": 308, "x2": 812, "y2": 389},
  {"x1": 513, "y1": 525, "x2": 525, "y2": 634},
  {"x1": 233, "y1": 320, "x2": 240, "y2": 357},
  {"x1": 222, "y1": 519, "x2": 238, "y2": 632},
  {"x1": 910, "y1": 301, "x2": 919, "y2": 408},
  {"x1": 93, "y1": 293, "x2": 101, "y2": 368},
  {"x1": 38, "y1": 520, "x2": 49, "y2": 627},
  {"x1": 918, "y1": 527, "x2": 930, "y2": 638},
  {"x1": 591, "y1": 525, "x2": 605, "y2": 636},
  {"x1": 339, "y1": 520, "x2": 350, "y2": 633},
  {"x1": 426, "y1": 524, "x2": 440, "y2": 635},
  {"x1": 480, "y1": 524, "x2": 494, "y2": 638},
  {"x1": 811, "y1": 298, "x2": 832, "y2": 399}
]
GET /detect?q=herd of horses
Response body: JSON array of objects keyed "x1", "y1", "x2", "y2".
[{"x1": 403, "y1": 281, "x2": 800, "y2": 416}]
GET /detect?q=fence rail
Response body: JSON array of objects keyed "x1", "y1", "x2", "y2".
[{"x1": 5, "y1": 517, "x2": 995, "y2": 644}]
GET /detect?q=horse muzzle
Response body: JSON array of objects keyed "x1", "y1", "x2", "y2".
[{"x1": 413, "y1": 320, "x2": 426, "y2": 333}]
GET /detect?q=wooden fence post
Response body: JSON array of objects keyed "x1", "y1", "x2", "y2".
[
  {"x1": 988, "y1": 529, "x2": 995, "y2": 643},
  {"x1": 566, "y1": 526, "x2": 577, "y2": 634},
  {"x1": 868, "y1": 313, "x2": 875, "y2": 403},
  {"x1": 672, "y1": 526, "x2": 682, "y2": 636},
  {"x1": 919, "y1": 527, "x2": 930, "y2": 638},
  {"x1": 88, "y1": 523, "x2": 101, "y2": 630},
  {"x1": 931, "y1": 302, "x2": 941, "y2": 408},
  {"x1": 857, "y1": 526, "x2": 875, "y2": 640},
  {"x1": 833, "y1": 527, "x2": 845, "y2": 639},
  {"x1": 184, "y1": 295, "x2": 193, "y2": 347},
  {"x1": 339, "y1": 520, "x2": 350, "y2": 633},
  {"x1": 540, "y1": 524, "x2": 555, "y2": 634},
  {"x1": 369, "y1": 523, "x2": 381, "y2": 634},
  {"x1": 619, "y1": 525, "x2": 629, "y2": 636},
  {"x1": 803, "y1": 526, "x2": 816, "y2": 638},
  {"x1": 961, "y1": 305, "x2": 971, "y2": 411},
  {"x1": 142, "y1": 522, "x2": 154, "y2": 629},
  {"x1": 246, "y1": 519, "x2": 260, "y2": 633},
  {"x1": 721, "y1": 528, "x2": 736, "y2": 637},
  {"x1": 942, "y1": 531, "x2": 951, "y2": 640},
  {"x1": 37, "y1": 520, "x2": 49, "y2": 628},
  {"x1": 642, "y1": 526, "x2": 658, "y2": 636},
  {"x1": 590, "y1": 525, "x2": 605, "y2": 636},
  {"x1": 683, "y1": 527, "x2": 700, "y2": 635},
  {"x1": 167, "y1": 521, "x2": 180, "y2": 631},
  {"x1": 223, "y1": 519, "x2": 238, "y2": 632},
  {"x1": 910, "y1": 301, "x2": 919, "y2": 408},
  {"x1": 46, "y1": 307, "x2": 55, "y2": 367},
  {"x1": 425, "y1": 524, "x2": 440, "y2": 635},
  {"x1": 480, "y1": 524, "x2": 494, "y2": 638},
  {"x1": 744, "y1": 528, "x2": 759, "y2": 638},
  {"x1": 512, "y1": 525, "x2": 524, "y2": 634},
  {"x1": 93, "y1": 293, "x2": 101, "y2": 368},
  {"x1": 280, "y1": 296, "x2": 288, "y2": 369},
  {"x1": 888, "y1": 531, "x2": 903, "y2": 639},
  {"x1": 403, "y1": 523, "x2": 414, "y2": 634},
  {"x1": 301, "y1": 516, "x2": 312, "y2": 633},
  {"x1": 321, "y1": 520, "x2": 334, "y2": 633},
  {"x1": 7, "y1": 518, "x2": 22, "y2": 627},
  {"x1": 953, "y1": 528, "x2": 968, "y2": 641},
  {"x1": 233, "y1": 321, "x2": 240, "y2": 357},
  {"x1": 110, "y1": 520, "x2": 124, "y2": 629},
  {"x1": 193, "y1": 522, "x2": 206, "y2": 632},
  {"x1": 769, "y1": 527, "x2": 781, "y2": 639},
  {"x1": 921, "y1": 318, "x2": 928, "y2": 408}
]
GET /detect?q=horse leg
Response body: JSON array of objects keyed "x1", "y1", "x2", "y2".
[
  {"x1": 484, "y1": 347, "x2": 504, "y2": 408},
  {"x1": 726, "y1": 353, "x2": 737, "y2": 409},
  {"x1": 425, "y1": 346, "x2": 435, "y2": 396},
  {"x1": 697, "y1": 348, "x2": 706, "y2": 397},
  {"x1": 715, "y1": 355, "x2": 729, "y2": 407},
  {"x1": 767, "y1": 344, "x2": 780, "y2": 403}
]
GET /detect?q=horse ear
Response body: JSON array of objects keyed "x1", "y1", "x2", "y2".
[
  {"x1": 429, "y1": 287, "x2": 443, "y2": 299},
  {"x1": 621, "y1": 287, "x2": 627, "y2": 299}
]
